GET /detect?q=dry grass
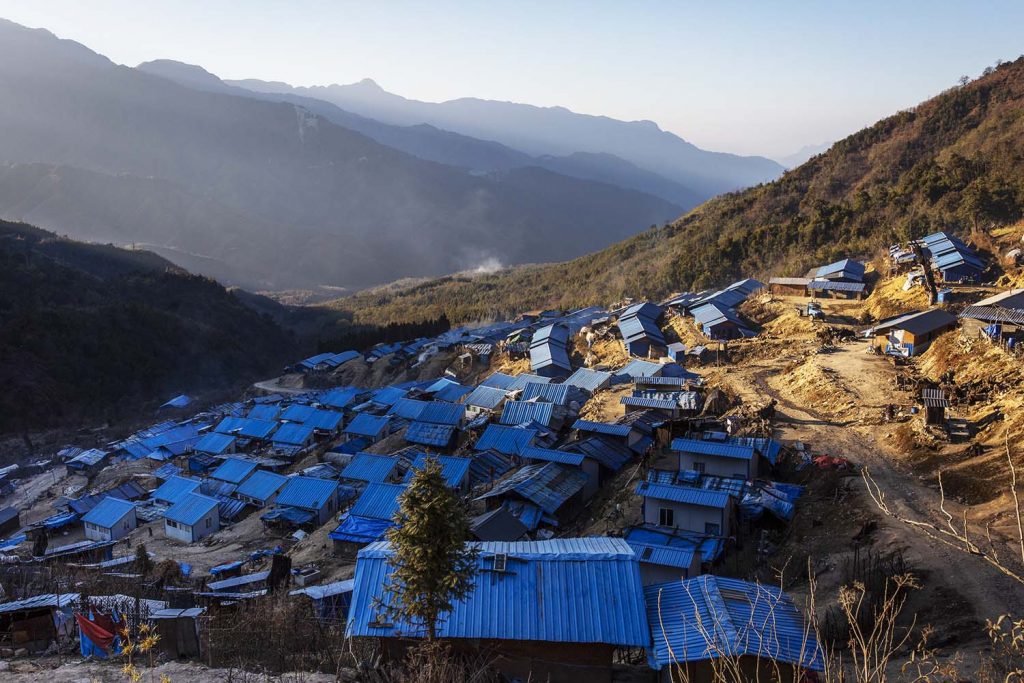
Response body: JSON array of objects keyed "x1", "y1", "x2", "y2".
[
  {"x1": 769, "y1": 358, "x2": 858, "y2": 418},
  {"x1": 863, "y1": 274, "x2": 930, "y2": 321}
]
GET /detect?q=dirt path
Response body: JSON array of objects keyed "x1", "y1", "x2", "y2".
[{"x1": 722, "y1": 340, "x2": 1024, "y2": 634}]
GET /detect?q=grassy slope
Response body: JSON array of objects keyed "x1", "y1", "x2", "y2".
[
  {"x1": 0, "y1": 221, "x2": 297, "y2": 433},
  {"x1": 332, "y1": 58, "x2": 1024, "y2": 326}
]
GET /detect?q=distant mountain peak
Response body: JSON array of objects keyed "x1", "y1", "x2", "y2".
[
  {"x1": 353, "y1": 77, "x2": 384, "y2": 90},
  {"x1": 137, "y1": 59, "x2": 226, "y2": 89}
]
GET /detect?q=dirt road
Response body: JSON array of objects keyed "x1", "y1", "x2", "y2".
[{"x1": 722, "y1": 339, "x2": 1024, "y2": 638}]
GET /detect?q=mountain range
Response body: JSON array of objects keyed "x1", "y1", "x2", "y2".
[
  {"x1": 0, "y1": 19, "x2": 782, "y2": 291},
  {"x1": 331, "y1": 57, "x2": 1024, "y2": 326}
]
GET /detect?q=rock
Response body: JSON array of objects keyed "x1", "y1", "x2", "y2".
[
  {"x1": 0, "y1": 660, "x2": 9, "y2": 671},
  {"x1": 14, "y1": 647, "x2": 28, "y2": 657},
  {"x1": 0, "y1": 648, "x2": 12, "y2": 658}
]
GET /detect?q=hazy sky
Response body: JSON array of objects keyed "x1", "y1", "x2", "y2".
[{"x1": 2, "y1": 1, "x2": 1021, "y2": 159}]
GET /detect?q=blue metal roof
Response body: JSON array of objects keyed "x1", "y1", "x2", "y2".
[
  {"x1": 81, "y1": 496, "x2": 135, "y2": 528},
  {"x1": 350, "y1": 482, "x2": 407, "y2": 520},
  {"x1": 645, "y1": 575, "x2": 823, "y2": 671},
  {"x1": 276, "y1": 477, "x2": 338, "y2": 511},
  {"x1": 618, "y1": 315, "x2": 666, "y2": 346},
  {"x1": 321, "y1": 387, "x2": 362, "y2": 409},
  {"x1": 342, "y1": 453, "x2": 400, "y2": 483},
  {"x1": 530, "y1": 343, "x2": 572, "y2": 373},
  {"x1": 519, "y1": 446, "x2": 586, "y2": 467},
  {"x1": 247, "y1": 404, "x2": 280, "y2": 421},
  {"x1": 468, "y1": 450, "x2": 515, "y2": 485},
  {"x1": 815, "y1": 258, "x2": 865, "y2": 281},
  {"x1": 214, "y1": 417, "x2": 277, "y2": 439},
  {"x1": 625, "y1": 525, "x2": 724, "y2": 563},
  {"x1": 499, "y1": 401, "x2": 554, "y2": 427},
  {"x1": 635, "y1": 481, "x2": 730, "y2": 509},
  {"x1": 620, "y1": 301, "x2": 663, "y2": 322},
  {"x1": 671, "y1": 438, "x2": 755, "y2": 461},
  {"x1": 280, "y1": 404, "x2": 316, "y2": 422},
  {"x1": 347, "y1": 538, "x2": 649, "y2": 646},
  {"x1": 432, "y1": 381, "x2": 473, "y2": 403},
  {"x1": 626, "y1": 537, "x2": 695, "y2": 571},
  {"x1": 807, "y1": 280, "x2": 866, "y2": 293},
  {"x1": 153, "y1": 463, "x2": 182, "y2": 480},
  {"x1": 563, "y1": 368, "x2": 612, "y2": 393},
  {"x1": 531, "y1": 323, "x2": 571, "y2": 347},
  {"x1": 565, "y1": 436, "x2": 633, "y2": 471},
  {"x1": 405, "y1": 421, "x2": 456, "y2": 447},
  {"x1": 403, "y1": 454, "x2": 471, "y2": 488},
  {"x1": 344, "y1": 414, "x2": 391, "y2": 438},
  {"x1": 572, "y1": 419, "x2": 632, "y2": 438},
  {"x1": 272, "y1": 423, "x2": 315, "y2": 446},
  {"x1": 617, "y1": 359, "x2": 663, "y2": 379},
  {"x1": 480, "y1": 372, "x2": 516, "y2": 390},
  {"x1": 477, "y1": 463, "x2": 587, "y2": 514},
  {"x1": 235, "y1": 470, "x2": 287, "y2": 502},
  {"x1": 507, "y1": 373, "x2": 552, "y2": 392},
  {"x1": 193, "y1": 432, "x2": 236, "y2": 455},
  {"x1": 67, "y1": 448, "x2": 108, "y2": 468},
  {"x1": 210, "y1": 458, "x2": 258, "y2": 484},
  {"x1": 520, "y1": 382, "x2": 572, "y2": 405},
  {"x1": 0, "y1": 593, "x2": 80, "y2": 614},
  {"x1": 164, "y1": 493, "x2": 219, "y2": 527},
  {"x1": 370, "y1": 386, "x2": 408, "y2": 407},
  {"x1": 727, "y1": 437, "x2": 781, "y2": 466},
  {"x1": 388, "y1": 398, "x2": 430, "y2": 421},
  {"x1": 417, "y1": 401, "x2": 465, "y2": 426},
  {"x1": 304, "y1": 408, "x2": 344, "y2": 431},
  {"x1": 474, "y1": 424, "x2": 536, "y2": 455},
  {"x1": 463, "y1": 385, "x2": 508, "y2": 410},
  {"x1": 152, "y1": 475, "x2": 201, "y2": 504}
]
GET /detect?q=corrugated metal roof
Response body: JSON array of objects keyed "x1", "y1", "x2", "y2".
[
  {"x1": 371, "y1": 386, "x2": 408, "y2": 407},
  {"x1": 769, "y1": 277, "x2": 811, "y2": 286},
  {"x1": 347, "y1": 538, "x2": 649, "y2": 646},
  {"x1": 464, "y1": 385, "x2": 508, "y2": 410},
  {"x1": 477, "y1": 463, "x2": 586, "y2": 514},
  {"x1": 645, "y1": 575, "x2": 823, "y2": 671},
  {"x1": 342, "y1": 453, "x2": 400, "y2": 483},
  {"x1": 520, "y1": 382, "x2": 571, "y2": 405},
  {"x1": 531, "y1": 323, "x2": 571, "y2": 348},
  {"x1": 0, "y1": 593, "x2": 80, "y2": 614},
  {"x1": 959, "y1": 305, "x2": 1024, "y2": 325},
  {"x1": 617, "y1": 359, "x2": 664, "y2": 379},
  {"x1": 388, "y1": 398, "x2": 430, "y2": 421},
  {"x1": 321, "y1": 387, "x2": 362, "y2": 409},
  {"x1": 921, "y1": 388, "x2": 949, "y2": 408},
  {"x1": 432, "y1": 382, "x2": 472, "y2": 403},
  {"x1": 807, "y1": 279, "x2": 866, "y2": 293},
  {"x1": 304, "y1": 408, "x2": 344, "y2": 431},
  {"x1": 276, "y1": 476, "x2": 338, "y2": 511},
  {"x1": 499, "y1": 401, "x2": 554, "y2": 427},
  {"x1": 565, "y1": 436, "x2": 632, "y2": 471},
  {"x1": 530, "y1": 343, "x2": 571, "y2": 373},
  {"x1": 815, "y1": 258, "x2": 865, "y2": 281},
  {"x1": 507, "y1": 374, "x2": 552, "y2": 392},
  {"x1": 272, "y1": 423, "x2": 315, "y2": 446},
  {"x1": 81, "y1": 496, "x2": 135, "y2": 528},
  {"x1": 67, "y1": 448, "x2": 108, "y2": 468},
  {"x1": 405, "y1": 422, "x2": 456, "y2": 447},
  {"x1": 563, "y1": 368, "x2": 612, "y2": 393},
  {"x1": 635, "y1": 481, "x2": 730, "y2": 509},
  {"x1": 210, "y1": 457, "x2": 258, "y2": 484},
  {"x1": 403, "y1": 454, "x2": 471, "y2": 488},
  {"x1": 671, "y1": 438, "x2": 755, "y2": 461},
  {"x1": 208, "y1": 570, "x2": 271, "y2": 592},
  {"x1": 280, "y1": 404, "x2": 316, "y2": 422},
  {"x1": 480, "y1": 372, "x2": 516, "y2": 390},
  {"x1": 474, "y1": 424, "x2": 536, "y2": 455},
  {"x1": 350, "y1": 482, "x2": 407, "y2": 520},
  {"x1": 152, "y1": 475, "x2": 201, "y2": 504},
  {"x1": 247, "y1": 404, "x2": 280, "y2": 421},
  {"x1": 417, "y1": 401, "x2": 465, "y2": 426},
  {"x1": 572, "y1": 419, "x2": 632, "y2": 438},
  {"x1": 164, "y1": 493, "x2": 219, "y2": 526},
  {"x1": 627, "y1": 538, "x2": 695, "y2": 570},
  {"x1": 625, "y1": 525, "x2": 724, "y2": 563},
  {"x1": 469, "y1": 450, "x2": 515, "y2": 485},
  {"x1": 618, "y1": 315, "x2": 666, "y2": 346},
  {"x1": 520, "y1": 446, "x2": 585, "y2": 467},
  {"x1": 193, "y1": 432, "x2": 235, "y2": 455},
  {"x1": 345, "y1": 414, "x2": 391, "y2": 438},
  {"x1": 214, "y1": 417, "x2": 277, "y2": 439},
  {"x1": 234, "y1": 470, "x2": 287, "y2": 502}
]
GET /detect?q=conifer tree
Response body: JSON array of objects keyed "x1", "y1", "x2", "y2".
[{"x1": 382, "y1": 459, "x2": 478, "y2": 640}]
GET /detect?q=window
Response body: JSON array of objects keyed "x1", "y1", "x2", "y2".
[
  {"x1": 492, "y1": 553, "x2": 508, "y2": 572},
  {"x1": 692, "y1": 462, "x2": 706, "y2": 474},
  {"x1": 659, "y1": 508, "x2": 675, "y2": 527},
  {"x1": 705, "y1": 522, "x2": 721, "y2": 536},
  {"x1": 167, "y1": 520, "x2": 178, "y2": 529},
  {"x1": 206, "y1": 518, "x2": 212, "y2": 528}
]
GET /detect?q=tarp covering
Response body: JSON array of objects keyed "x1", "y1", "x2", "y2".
[{"x1": 76, "y1": 610, "x2": 121, "y2": 658}]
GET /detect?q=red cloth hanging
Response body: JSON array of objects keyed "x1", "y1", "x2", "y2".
[{"x1": 75, "y1": 611, "x2": 118, "y2": 652}]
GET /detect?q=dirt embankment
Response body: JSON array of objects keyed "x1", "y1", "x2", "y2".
[
  {"x1": 863, "y1": 273, "x2": 930, "y2": 320},
  {"x1": 767, "y1": 356, "x2": 858, "y2": 419}
]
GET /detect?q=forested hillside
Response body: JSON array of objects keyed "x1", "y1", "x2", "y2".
[
  {"x1": 334, "y1": 58, "x2": 1024, "y2": 326},
  {"x1": 0, "y1": 221, "x2": 297, "y2": 434}
]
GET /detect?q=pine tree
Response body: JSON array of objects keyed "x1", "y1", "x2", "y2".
[{"x1": 382, "y1": 459, "x2": 478, "y2": 641}]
